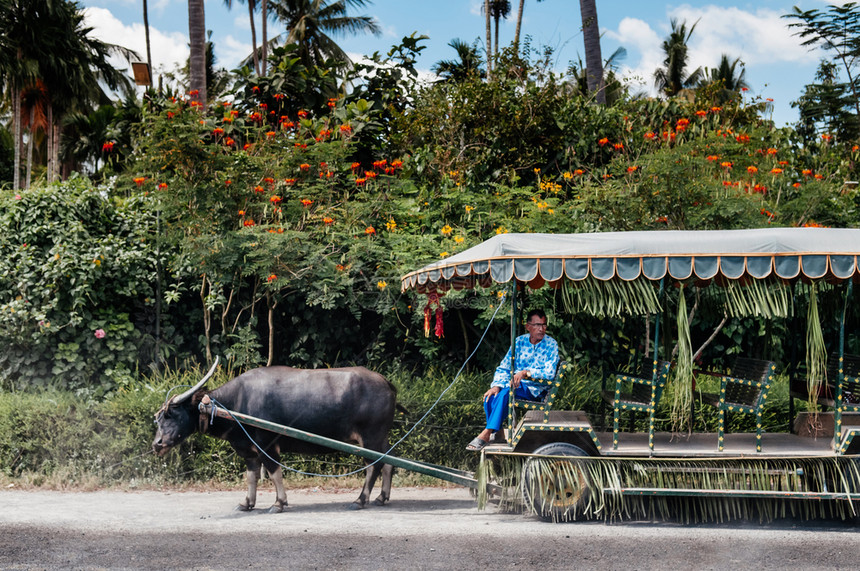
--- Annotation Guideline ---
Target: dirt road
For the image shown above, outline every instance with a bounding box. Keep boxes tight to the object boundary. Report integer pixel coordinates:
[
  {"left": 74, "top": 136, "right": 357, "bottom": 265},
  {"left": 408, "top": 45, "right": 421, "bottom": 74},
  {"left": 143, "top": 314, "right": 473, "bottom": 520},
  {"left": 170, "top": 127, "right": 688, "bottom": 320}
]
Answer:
[{"left": 1, "top": 486, "right": 858, "bottom": 570}]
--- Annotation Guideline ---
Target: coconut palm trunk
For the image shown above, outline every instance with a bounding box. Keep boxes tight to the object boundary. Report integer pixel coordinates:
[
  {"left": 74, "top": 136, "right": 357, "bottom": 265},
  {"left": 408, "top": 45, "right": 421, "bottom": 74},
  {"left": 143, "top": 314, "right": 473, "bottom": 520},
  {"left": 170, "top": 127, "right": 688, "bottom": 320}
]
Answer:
[
  {"left": 188, "top": 0, "right": 207, "bottom": 103},
  {"left": 580, "top": 0, "right": 605, "bottom": 104},
  {"left": 143, "top": 0, "right": 153, "bottom": 87},
  {"left": 485, "top": 0, "right": 492, "bottom": 79},
  {"left": 249, "top": 0, "right": 260, "bottom": 74},
  {"left": 513, "top": 0, "right": 524, "bottom": 54},
  {"left": 12, "top": 81, "right": 21, "bottom": 190},
  {"left": 261, "top": 0, "right": 268, "bottom": 74}
]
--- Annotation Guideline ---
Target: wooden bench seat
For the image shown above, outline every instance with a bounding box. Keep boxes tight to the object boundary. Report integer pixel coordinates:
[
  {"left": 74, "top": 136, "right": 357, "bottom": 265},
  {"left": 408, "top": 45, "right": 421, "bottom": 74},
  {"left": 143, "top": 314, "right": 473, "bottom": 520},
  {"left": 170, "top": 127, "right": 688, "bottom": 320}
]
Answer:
[
  {"left": 698, "top": 357, "right": 776, "bottom": 452},
  {"left": 789, "top": 353, "right": 860, "bottom": 409},
  {"left": 602, "top": 359, "right": 672, "bottom": 452}
]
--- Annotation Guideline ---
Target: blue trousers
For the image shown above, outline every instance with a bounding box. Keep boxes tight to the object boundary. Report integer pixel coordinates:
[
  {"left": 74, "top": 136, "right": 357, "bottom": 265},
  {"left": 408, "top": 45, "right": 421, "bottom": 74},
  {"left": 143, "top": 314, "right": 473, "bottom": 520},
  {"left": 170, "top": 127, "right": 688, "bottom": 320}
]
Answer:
[{"left": 484, "top": 385, "right": 535, "bottom": 431}]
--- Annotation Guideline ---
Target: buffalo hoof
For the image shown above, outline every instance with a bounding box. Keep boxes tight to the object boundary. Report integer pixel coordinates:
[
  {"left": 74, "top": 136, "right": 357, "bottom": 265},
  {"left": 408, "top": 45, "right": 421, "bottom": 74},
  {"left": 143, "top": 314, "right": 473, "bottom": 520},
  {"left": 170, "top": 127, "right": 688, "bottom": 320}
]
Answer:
[
  {"left": 373, "top": 497, "right": 388, "bottom": 507},
  {"left": 235, "top": 504, "right": 254, "bottom": 512},
  {"left": 348, "top": 501, "right": 365, "bottom": 510},
  {"left": 267, "top": 501, "right": 287, "bottom": 514}
]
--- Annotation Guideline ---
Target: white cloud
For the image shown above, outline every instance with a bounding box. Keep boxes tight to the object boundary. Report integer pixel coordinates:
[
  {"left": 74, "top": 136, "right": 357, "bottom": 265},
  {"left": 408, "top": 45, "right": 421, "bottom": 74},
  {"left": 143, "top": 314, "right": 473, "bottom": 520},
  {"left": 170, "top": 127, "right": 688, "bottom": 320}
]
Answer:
[
  {"left": 670, "top": 5, "right": 817, "bottom": 69},
  {"left": 218, "top": 35, "right": 253, "bottom": 70},
  {"left": 605, "top": 17, "right": 663, "bottom": 95},
  {"left": 83, "top": 6, "right": 188, "bottom": 80}
]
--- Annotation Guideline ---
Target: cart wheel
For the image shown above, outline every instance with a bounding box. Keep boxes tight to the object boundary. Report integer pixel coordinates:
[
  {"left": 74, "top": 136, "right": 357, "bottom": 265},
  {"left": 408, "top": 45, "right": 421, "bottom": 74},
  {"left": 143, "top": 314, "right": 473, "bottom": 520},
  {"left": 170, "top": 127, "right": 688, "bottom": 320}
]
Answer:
[{"left": 522, "top": 442, "right": 591, "bottom": 522}]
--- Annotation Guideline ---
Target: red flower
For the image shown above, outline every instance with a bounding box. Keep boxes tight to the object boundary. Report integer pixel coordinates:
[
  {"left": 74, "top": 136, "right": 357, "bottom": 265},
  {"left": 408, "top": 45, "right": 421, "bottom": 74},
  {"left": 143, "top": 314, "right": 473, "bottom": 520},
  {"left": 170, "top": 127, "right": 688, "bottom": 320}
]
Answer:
[
  {"left": 102, "top": 141, "right": 115, "bottom": 152},
  {"left": 339, "top": 124, "right": 352, "bottom": 134},
  {"left": 297, "top": 110, "right": 308, "bottom": 118},
  {"left": 243, "top": 219, "right": 256, "bottom": 227},
  {"left": 267, "top": 274, "right": 277, "bottom": 282},
  {"left": 263, "top": 177, "right": 275, "bottom": 185},
  {"left": 270, "top": 195, "right": 282, "bottom": 204},
  {"left": 133, "top": 177, "right": 146, "bottom": 186},
  {"left": 299, "top": 163, "right": 310, "bottom": 171},
  {"left": 598, "top": 137, "right": 609, "bottom": 146},
  {"left": 158, "top": 182, "right": 168, "bottom": 190},
  {"left": 365, "top": 226, "right": 376, "bottom": 235},
  {"left": 323, "top": 216, "right": 334, "bottom": 225},
  {"left": 327, "top": 98, "right": 337, "bottom": 108},
  {"left": 285, "top": 178, "right": 297, "bottom": 186},
  {"left": 213, "top": 128, "right": 224, "bottom": 136},
  {"left": 300, "top": 198, "right": 313, "bottom": 207}
]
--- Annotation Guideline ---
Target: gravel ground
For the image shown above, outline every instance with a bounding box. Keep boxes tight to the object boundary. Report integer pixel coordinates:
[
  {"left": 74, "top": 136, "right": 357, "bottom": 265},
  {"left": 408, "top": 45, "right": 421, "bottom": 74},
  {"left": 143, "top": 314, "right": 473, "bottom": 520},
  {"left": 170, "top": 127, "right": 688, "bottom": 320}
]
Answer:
[{"left": 0, "top": 486, "right": 858, "bottom": 570}]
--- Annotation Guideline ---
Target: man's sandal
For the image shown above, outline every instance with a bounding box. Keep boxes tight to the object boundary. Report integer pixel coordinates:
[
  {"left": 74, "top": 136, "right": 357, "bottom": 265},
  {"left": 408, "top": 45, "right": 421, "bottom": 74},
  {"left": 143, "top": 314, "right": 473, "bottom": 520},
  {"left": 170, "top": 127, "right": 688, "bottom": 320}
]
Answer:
[{"left": 465, "top": 437, "right": 488, "bottom": 451}]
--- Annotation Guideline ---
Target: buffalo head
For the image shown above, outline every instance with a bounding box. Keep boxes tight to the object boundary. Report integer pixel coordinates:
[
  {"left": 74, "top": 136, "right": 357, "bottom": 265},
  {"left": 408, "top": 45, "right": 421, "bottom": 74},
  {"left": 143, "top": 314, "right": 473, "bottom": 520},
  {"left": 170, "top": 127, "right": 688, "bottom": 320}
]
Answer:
[{"left": 152, "top": 358, "right": 219, "bottom": 456}]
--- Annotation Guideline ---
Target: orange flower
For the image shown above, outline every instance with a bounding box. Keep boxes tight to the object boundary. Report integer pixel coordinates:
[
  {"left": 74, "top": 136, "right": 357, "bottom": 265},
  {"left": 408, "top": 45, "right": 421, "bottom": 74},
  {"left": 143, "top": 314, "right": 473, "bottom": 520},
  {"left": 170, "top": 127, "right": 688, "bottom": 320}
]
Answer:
[
  {"left": 613, "top": 142, "right": 624, "bottom": 150},
  {"left": 355, "top": 178, "right": 366, "bottom": 186},
  {"left": 626, "top": 166, "right": 638, "bottom": 173},
  {"left": 243, "top": 219, "right": 255, "bottom": 227},
  {"left": 300, "top": 163, "right": 310, "bottom": 171},
  {"left": 285, "top": 178, "right": 297, "bottom": 185},
  {"left": 364, "top": 226, "right": 376, "bottom": 235},
  {"left": 821, "top": 134, "right": 832, "bottom": 142},
  {"left": 706, "top": 155, "right": 720, "bottom": 162},
  {"left": 327, "top": 98, "right": 337, "bottom": 108},
  {"left": 323, "top": 216, "right": 334, "bottom": 225},
  {"left": 598, "top": 137, "right": 609, "bottom": 146},
  {"left": 238, "top": 210, "right": 245, "bottom": 216},
  {"left": 695, "top": 110, "right": 707, "bottom": 117},
  {"left": 391, "top": 159, "right": 403, "bottom": 169},
  {"left": 266, "top": 274, "right": 277, "bottom": 282},
  {"left": 747, "top": 166, "right": 758, "bottom": 174},
  {"left": 340, "top": 124, "right": 353, "bottom": 134},
  {"left": 225, "top": 137, "right": 235, "bottom": 146},
  {"left": 133, "top": 177, "right": 146, "bottom": 186},
  {"left": 266, "top": 131, "right": 276, "bottom": 138},
  {"left": 766, "top": 148, "right": 778, "bottom": 155},
  {"left": 644, "top": 132, "right": 656, "bottom": 140},
  {"left": 158, "top": 182, "right": 168, "bottom": 190},
  {"left": 102, "top": 141, "right": 115, "bottom": 152},
  {"left": 270, "top": 195, "right": 282, "bottom": 204},
  {"left": 297, "top": 110, "right": 308, "bottom": 118},
  {"left": 300, "top": 198, "right": 313, "bottom": 207},
  {"left": 254, "top": 186, "right": 265, "bottom": 193},
  {"left": 814, "top": 173, "right": 824, "bottom": 179},
  {"left": 802, "top": 169, "right": 813, "bottom": 176},
  {"left": 710, "top": 106, "right": 722, "bottom": 113},
  {"left": 770, "top": 168, "right": 783, "bottom": 175},
  {"left": 212, "top": 127, "right": 224, "bottom": 136},
  {"left": 720, "top": 161, "right": 733, "bottom": 169},
  {"left": 263, "top": 177, "right": 274, "bottom": 185},
  {"left": 336, "top": 264, "right": 345, "bottom": 272},
  {"left": 735, "top": 134, "right": 750, "bottom": 143},
  {"left": 574, "top": 169, "right": 584, "bottom": 176}
]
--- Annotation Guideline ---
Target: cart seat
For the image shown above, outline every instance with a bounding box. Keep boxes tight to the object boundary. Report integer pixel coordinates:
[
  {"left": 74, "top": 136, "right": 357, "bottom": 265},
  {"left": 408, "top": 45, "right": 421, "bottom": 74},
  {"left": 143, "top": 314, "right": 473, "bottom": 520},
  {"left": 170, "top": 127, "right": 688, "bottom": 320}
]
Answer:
[
  {"left": 699, "top": 357, "right": 776, "bottom": 452},
  {"left": 512, "top": 361, "right": 569, "bottom": 425},
  {"left": 789, "top": 353, "right": 860, "bottom": 409},
  {"left": 604, "top": 359, "right": 672, "bottom": 451}
]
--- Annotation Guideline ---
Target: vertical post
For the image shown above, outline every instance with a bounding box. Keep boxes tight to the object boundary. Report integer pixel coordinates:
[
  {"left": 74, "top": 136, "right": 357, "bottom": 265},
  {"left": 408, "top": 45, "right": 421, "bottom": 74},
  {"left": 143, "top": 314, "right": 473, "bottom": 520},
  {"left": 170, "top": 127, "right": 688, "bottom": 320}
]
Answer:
[
  {"left": 507, "top": 280, "right": 518, "bottom": 439},
  {"left": 835, "top": 280, "right": 853, "bottom": 448},
  {"left": 649, "top": 278, "right": 664, "bottom": 455}
]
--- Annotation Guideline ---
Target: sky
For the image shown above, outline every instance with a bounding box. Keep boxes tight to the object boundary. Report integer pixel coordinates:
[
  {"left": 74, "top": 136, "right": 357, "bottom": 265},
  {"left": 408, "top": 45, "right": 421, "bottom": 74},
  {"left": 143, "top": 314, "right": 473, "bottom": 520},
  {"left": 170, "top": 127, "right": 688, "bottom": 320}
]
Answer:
[{"left": 77, "top": 0, "right": 848, "bottom": 127}]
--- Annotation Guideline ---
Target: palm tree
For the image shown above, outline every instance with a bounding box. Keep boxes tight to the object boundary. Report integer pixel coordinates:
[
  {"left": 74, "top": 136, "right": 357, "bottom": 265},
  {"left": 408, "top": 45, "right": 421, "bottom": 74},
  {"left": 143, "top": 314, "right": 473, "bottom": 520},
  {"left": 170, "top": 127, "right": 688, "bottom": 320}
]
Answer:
[
  {"left": 513, "top": 0, "right": 525, "bottom": 54},
  {"left": 580, "top": 0, "right": 605, "bottom": 104},
  {"left": 700, "top": 54, "right": 748, "bottom": 91},
  {"left": 224, "top": 0, "right": 261, "bottom": 75},
  {"left": 432, "top": 39, "right": 486, "bottom": 83},
  {"left": 653, "top": 18, "right": 703, "bottom": 98},
  {"left": 0, "top": 0, "right": 135, "bottom": 186},
  {"left": 487, "top": 0, "right": 511, "bottom": 60},
  {"left": 484, "top": 0, "right": 492, "bottom": 78},
  {"left": 143, "top": 0, "right": 153, "bottom": 87},
  {"left": 269, "top": 0, "right": 380, "bottom": 68},
  {"left": 188, "top": 0, "right": 207, "bottom": 103}
]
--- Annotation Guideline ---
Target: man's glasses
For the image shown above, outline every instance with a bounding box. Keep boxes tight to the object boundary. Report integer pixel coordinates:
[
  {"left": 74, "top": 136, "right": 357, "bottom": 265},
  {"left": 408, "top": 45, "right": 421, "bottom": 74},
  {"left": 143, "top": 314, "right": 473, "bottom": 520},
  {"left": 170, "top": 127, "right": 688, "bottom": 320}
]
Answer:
[{"left": 527, "top": 322, "right": 547, "bottom": 329}]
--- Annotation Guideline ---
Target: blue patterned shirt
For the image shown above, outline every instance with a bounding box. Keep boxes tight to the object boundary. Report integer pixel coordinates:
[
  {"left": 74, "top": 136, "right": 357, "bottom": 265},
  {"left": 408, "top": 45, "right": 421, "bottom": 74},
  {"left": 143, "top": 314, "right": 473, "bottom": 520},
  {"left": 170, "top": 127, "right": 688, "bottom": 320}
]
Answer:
[{"left": 491, "top": 334, "right": 559, "bottom": 398}]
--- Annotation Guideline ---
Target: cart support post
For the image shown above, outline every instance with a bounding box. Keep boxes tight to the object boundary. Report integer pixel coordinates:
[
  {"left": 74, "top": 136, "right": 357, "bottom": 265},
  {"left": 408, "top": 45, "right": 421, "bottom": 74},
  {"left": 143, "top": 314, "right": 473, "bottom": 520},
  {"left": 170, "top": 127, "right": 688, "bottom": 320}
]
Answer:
[{"left": 835, "top": 280, "right": 854, "bottom": 448}]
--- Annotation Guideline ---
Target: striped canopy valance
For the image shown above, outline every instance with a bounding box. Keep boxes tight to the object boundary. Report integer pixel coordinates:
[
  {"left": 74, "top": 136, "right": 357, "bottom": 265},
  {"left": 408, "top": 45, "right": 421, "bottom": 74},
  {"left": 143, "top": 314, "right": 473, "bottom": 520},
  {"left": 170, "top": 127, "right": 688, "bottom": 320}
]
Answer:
[{"left": 401, "top": 228, "right": 860, "bottom": 293}]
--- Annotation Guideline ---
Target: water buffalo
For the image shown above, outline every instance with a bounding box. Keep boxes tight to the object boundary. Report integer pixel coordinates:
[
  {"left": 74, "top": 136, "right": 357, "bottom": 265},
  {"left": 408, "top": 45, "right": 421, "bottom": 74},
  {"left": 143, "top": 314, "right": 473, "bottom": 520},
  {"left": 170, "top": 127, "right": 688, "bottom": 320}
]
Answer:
[{"left": 153, "top": 359, "right": 398, "bottom": 512}]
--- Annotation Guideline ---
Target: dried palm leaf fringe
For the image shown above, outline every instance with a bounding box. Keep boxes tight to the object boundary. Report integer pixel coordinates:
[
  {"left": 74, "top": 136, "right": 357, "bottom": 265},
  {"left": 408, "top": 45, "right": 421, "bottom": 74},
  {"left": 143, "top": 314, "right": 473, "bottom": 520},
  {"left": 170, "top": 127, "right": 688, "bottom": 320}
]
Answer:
[{"left": 482, "top": 453, "right": 860, "bottom": 523}]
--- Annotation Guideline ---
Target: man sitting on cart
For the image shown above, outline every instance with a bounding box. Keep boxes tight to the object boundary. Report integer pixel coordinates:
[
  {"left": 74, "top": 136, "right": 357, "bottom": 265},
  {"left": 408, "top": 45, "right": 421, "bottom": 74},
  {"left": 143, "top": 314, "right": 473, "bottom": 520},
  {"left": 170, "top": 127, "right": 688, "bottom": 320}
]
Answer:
[{"left": 467, "top": 309, "right": 559, "bottom": 451}]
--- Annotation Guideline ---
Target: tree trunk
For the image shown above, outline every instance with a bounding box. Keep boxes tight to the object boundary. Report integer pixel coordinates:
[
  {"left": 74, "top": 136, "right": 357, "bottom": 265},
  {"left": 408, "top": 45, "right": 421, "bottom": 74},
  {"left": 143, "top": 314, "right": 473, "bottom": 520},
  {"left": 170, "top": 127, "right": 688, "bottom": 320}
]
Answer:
[
  {"left": 261, "top": 0, "right": 268, "bottom": 75},
  {"left": 25, "top": 106, "right": 34, "bottom": 189},
  {"left": 579, "top": 0, "right": 605, "bottom": 104},
  {"left": 494, "top": 15, "right": 500, "bottom": 59},
  {"left": 188, "top": 0, "right": 208, "bottom": 103},
  {"left": 248, "top": 0, "right": 260, "bottom": 75},
  {"left": 143, "top": 0, "right": 154, "bottom": 87},
  {"left": 513, "top": 0, "right": 525, "bottom": 55},
  {"left": 46, "top": 103, "right": 54, "bottom": 183},
  {"left": 485, "top": 0, "right": 492, "bottom": 79},
  {"left": 12, "top": 82, "right": 21, "bottom": 190}
]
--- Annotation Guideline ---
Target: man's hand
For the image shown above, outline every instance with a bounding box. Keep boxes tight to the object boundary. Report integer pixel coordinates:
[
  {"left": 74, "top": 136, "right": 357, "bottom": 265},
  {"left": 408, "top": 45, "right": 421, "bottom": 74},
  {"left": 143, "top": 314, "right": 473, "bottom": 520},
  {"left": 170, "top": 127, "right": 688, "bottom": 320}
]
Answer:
[
  {"left": 511, "top": 370, "right": 529, "bottom": 389},
  {"left": 483, "top": 386, "right": 501, "bottom": 402}
]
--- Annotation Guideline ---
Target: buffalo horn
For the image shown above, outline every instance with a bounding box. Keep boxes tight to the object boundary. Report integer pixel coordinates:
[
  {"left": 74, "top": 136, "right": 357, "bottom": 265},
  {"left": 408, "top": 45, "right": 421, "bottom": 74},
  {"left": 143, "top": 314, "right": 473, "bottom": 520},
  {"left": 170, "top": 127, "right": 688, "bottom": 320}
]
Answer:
[{"left": 172, "top": 356, "right": 220, "bottom": 404}]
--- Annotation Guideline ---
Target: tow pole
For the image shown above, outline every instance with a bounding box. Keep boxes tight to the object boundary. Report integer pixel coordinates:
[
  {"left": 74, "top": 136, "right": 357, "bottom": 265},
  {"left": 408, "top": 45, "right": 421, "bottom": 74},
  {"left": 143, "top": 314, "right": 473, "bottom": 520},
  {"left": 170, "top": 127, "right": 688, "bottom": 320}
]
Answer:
[{"left": 198, "top": 402, "right": 494, "bottom": 493}]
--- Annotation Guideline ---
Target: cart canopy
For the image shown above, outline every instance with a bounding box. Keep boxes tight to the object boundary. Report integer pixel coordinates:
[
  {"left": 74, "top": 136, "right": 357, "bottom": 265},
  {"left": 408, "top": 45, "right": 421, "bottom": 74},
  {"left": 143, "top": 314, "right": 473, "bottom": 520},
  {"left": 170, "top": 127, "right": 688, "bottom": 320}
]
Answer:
[{"left": 401, "top": 228, "right": 860, "bottom": 293}]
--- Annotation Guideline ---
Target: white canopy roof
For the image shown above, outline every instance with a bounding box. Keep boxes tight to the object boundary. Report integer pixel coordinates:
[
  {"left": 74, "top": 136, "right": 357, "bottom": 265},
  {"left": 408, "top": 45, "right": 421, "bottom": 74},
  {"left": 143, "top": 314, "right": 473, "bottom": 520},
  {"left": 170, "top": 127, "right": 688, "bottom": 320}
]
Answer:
[{"left": 401, "top": 228, "right": 860, "bottom": 292}]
